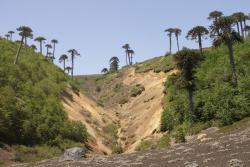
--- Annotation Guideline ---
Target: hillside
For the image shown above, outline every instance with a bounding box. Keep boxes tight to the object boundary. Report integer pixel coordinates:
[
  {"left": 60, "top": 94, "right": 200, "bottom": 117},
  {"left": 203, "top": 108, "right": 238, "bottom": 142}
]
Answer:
[
  {"left": 16, "top": 36, "right": 250, "bottom": 167},
  {"left": 69, "top": 37, "right": 250, "bottom": 154},
  {"left": 0, "top": 39, "right": 87, "bottom": 165}
]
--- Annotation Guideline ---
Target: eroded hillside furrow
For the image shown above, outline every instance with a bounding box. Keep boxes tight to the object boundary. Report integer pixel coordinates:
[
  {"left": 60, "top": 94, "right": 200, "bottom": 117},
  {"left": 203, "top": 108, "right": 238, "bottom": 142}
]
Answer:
[{"left": 63, "top": 68, "right": 176, "bottom": 154}]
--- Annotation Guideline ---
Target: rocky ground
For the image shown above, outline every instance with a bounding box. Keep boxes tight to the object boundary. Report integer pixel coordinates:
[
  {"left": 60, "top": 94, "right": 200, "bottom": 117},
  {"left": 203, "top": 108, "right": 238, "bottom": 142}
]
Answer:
[{"left": 13, "top": 120, "right": 250, "bottom": 167}]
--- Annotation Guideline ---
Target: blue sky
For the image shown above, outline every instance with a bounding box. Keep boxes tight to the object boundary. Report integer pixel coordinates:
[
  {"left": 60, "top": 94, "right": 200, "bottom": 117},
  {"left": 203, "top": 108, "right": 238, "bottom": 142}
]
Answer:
[{"left": 1, "top": 0, "right": 249, "bottom": 75}]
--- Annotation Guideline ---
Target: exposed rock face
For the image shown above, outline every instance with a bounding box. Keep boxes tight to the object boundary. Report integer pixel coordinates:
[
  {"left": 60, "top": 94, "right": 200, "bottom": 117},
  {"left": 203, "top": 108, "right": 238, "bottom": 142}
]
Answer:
[{"left": 60, "top": 147, "right": 86, "bottom": 161}]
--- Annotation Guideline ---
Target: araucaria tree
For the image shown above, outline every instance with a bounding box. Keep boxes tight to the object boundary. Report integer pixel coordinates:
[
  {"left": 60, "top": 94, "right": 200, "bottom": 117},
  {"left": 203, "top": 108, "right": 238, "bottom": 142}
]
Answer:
[
  {"left": 186, "top": 26, "right": 209, "bottom": 54},
  {"left": 14, "top": 26, "right": 33, "bottom": 64},
  {"left": 5, "top": 34, "right": 10, "bottom": 40},
  {"left": 174, "top": 28, "right": 182, "bottom": 51},
  {"left": 127, "top": 49, "right": 135, "bottom": 65},
  {"left": 65, "top": 66, "right": 72, "bottom": 75},
  {"left": 173, "top": 49, "right": 201, "bottom": 121},
  {"left": 45, "top": 44, "right": 52, "bottom": 57},
  {"left": 109, "top": 56, "right": 119, "bottom": 72},
  {"left": 165, "top": 28, "right": 175, "bottom": 54},
  {"left": 122, "top": 44, "right": 130, "bottom": 65},
  {"left": 68, "top": 49, "right": 80, "bottom": 79},
  {"left": 59, "top": 54, "right": 68, "bottom": 71},
  {"left": 212, "top": 16, "right": 238, "bottom": 86},
  {"left": 208, "top": 10, "right": 223, "bottom": 35},
  {"left": 101, "top": 68, "right": 108, "bottom": 74},
  {"left": 51, "top": 39, "right": 58, "bottom": 60},
  {"left": 34, "top": 36, "right": 46, "bottom": 54},
  {"left": 8, "top": 31, "right": 15, "bottom": 41}
]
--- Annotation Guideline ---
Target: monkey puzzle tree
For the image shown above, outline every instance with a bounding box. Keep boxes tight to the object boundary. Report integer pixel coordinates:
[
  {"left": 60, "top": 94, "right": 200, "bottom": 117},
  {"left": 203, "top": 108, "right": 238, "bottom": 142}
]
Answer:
[
  {"left": 109, "top": 56, "right": 119, "bottom": 72},
  {"left": 101, "top": 68, "right": 108, "bottom": 74},
  {"left": 208, "top": 10, "right": 223, "bottom": 35},
  {"left": 173, "top": 49, "right": 202, "bottom": 121},
  {"left": 8, "top": 31, "right": 15, "bottom": 41},
  {"left": 14, "top": 26, "right": 33, "bottom": 64},
  {"left": 45, "top": 44, "right": 52, "bottom": 57},
  {"left": 59, "top": 54, "right": 68, "bottom": 71},
  {"left": 5, "top": 34, "right": 10, "bottom": 40},
  {"left": 127, "top": 49, "right": 135, "bottom": 65},
  {"left": 68, "top": 49, "right": 80, "bottom": 79},
  {"left": 30, "top": 44, "right": 37, "bottom": 51},
  {"left": 122, "top": 44, "right": 130, "bottom": 65},
  {"left": 164, "top": 28, "right": 175, "bottom": 54},
  {"left": 186, "top": 26, "right": 209, "bottom": 54},
  {"left": 174, "top": 28, "right": 182, "bottom": 51},
  {"left": 51, "top": 39, "right": 58, "bottom": 59},
  {"left": 34, "top": 36, "right": 46, "bottom": 54},
  {"left": 212, "top": 16, "right": 238, "bottom": 86},
  {"left": 65, "top": 66, "right": 72, "bottom": 75}
]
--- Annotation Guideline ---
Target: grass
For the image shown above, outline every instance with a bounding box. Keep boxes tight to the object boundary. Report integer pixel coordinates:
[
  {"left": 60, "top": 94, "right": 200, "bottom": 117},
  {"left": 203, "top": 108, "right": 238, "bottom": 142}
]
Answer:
[
  {"left": 130, "top": 84, "right": 145, "bottom": 97},
  {"left": 219, "top": 116, "right": 250, "bottom": 133},
  {"left": 135, "top": 55, "right": 173, "bottom": 73},
  {"left": 13, "top": 145, "right": 62, "bottom": 163}
]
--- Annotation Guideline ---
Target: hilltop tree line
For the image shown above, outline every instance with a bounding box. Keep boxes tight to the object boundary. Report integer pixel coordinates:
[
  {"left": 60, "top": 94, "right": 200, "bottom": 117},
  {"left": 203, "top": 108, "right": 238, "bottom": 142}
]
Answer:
[
  {"left": 2, "top": 27, "right": 80, "bottom": 79},
  {"left": 161, "top": 11, "right": 250, "bottom": 133}
]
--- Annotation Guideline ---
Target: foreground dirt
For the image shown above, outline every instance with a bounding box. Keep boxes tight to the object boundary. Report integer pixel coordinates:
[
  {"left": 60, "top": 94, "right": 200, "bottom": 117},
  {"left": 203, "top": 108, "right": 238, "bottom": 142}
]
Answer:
[{"left": 15, "top": 121, "right": 250, "bottom": 167}]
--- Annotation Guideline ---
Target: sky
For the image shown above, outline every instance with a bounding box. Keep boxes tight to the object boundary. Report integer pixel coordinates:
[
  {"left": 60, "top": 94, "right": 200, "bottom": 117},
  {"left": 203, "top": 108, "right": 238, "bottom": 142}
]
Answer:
[{"left": 1, "top": 0, "right": 250, "bottom": 75}]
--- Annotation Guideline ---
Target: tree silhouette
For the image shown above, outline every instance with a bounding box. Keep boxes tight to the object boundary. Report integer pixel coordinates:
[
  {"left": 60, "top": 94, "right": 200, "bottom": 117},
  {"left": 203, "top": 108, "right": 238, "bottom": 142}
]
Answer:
[
  {"left": 232, "top": 12, "right": 245, "bottom": 38},
  {"left": 8, "top": 31, "right": 15, "bottom": 41},
  {"left": 127, "top": 49, "right": 135, "bottom": 65},
  {"left": 212, "top": 16, "right": 237, "bottom": 86},
  {"left": 109, "top": 56, "right": 119, "bottom": 72},
  {"left": 59, "top": 54, "right": 68, "bottom": 71},
  {"left": 186, "top": 26, "right": 209, "bottom": 54},
  {"left": 68, "top": 49, "right": 80, "bottom": 79},
  {"left": 45, "top": 44, "right": 52, "bottom": 57},
  {"left": 101, "top": 68, "right": 108, "bottom": 74},
  {"left": 174, "top": 28, "right": 182, "bottom": 51},
  {"left": 30, "top": 44, "right": 37, "bottom": 51},
  {"left": 51, "top": 39, "right": 58, "bottom": 60},
  {"left": 5, "top": 34, "right": 10, "bottom": 40},
  {"left": 208, "top": 11, "right": 223, "bottom": 35},
  {"left": 165, "top": 28, "right": 175, "bottom": 54},
  {"left": 122, "top": 44, "right": 130, "bottom": 65},
  {"left": 65, "top": 66, "right": 72, "bottom": 75},
  {"left": 243, "top": 14, "right": 249, "bottom": 37},
  {"left": 173, "top": 49, "right": 201, "bottom": 121},
  {"left": 14, "top": 26, "right": 33, "bottom": 64},
  {"left": 34, "top": 37, "right": 46, "bottom": 54}
]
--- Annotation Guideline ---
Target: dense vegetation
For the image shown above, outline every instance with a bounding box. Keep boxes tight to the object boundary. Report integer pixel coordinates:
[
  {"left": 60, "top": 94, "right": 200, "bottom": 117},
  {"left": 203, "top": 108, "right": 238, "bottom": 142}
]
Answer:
[
  {"left": 161, "top": 37, "right": 250, "bottom": 133},
  {"left": 0, "top": 39, "right": 87, "bottom": 149}
]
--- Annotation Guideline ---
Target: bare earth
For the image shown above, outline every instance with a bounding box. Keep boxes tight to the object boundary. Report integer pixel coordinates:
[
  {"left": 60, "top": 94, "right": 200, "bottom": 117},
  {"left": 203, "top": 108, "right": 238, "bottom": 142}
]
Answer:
[{"left": 15, "top": 121, "right": 250, "bottom": 167}]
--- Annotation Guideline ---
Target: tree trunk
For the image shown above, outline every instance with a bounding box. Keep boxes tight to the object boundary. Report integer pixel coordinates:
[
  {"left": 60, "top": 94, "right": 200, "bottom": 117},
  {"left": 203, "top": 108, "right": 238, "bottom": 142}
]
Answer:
[
  {"left": 236, "top": 22, "right": 240, "bottom": 35},
  {"left": 125, "top": 51, "right": 128, "bottom": 65},
  {"left": 243, "top": 19, "right": 247, "bottom": 37},
  {"left": 46, "top": 47, "right": 49, "bottom": 57},
  {"left": 40, "top": 41, "right": 42, "bottom": 54},
  {"left": 63, "top": 60, "right": 66, "bottom": 71},
  {"left": 198, "top": 34, "right": 203, "bottom": 55},
  {"left": 240, "top": 21, "right": 244, "bottom": 38},
  {"left": 53, "top": 43, "right": 55, "bottom": 59},
  {"left": 14, "top": 36, "right": 24, "bottom": 64},
  {"left": 226, "top": 38, "right": 237, "bottom": 86},
  {"left": 176, "top": 35, "right": 180, "bottom": 51},
  {"left": 169, "top": 34, "right": 172, "bottom": 54},
  {"left": 187, "top": 87, "right": 194, "bottom": 121},
  {"left": 71, "top": 56, "right": 74, "bottom": 80},
  {"left": 10, "top": 34, "right": 12, "bottom": 41}
]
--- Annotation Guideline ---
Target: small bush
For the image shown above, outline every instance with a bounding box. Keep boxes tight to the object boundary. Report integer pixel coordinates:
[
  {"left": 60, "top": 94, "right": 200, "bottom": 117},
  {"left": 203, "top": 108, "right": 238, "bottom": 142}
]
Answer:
[
  {"left": 173, "top": 127, "right": 186, "bottom": 143},
  {"left": 130, "top": 84, "right": 145, "bottom": 97},
  {"left": 157, "top": 135, "right": 170, "bottom": 148},
  {"left": 135, "top": 139, "right": 155, "bottom": 151}
]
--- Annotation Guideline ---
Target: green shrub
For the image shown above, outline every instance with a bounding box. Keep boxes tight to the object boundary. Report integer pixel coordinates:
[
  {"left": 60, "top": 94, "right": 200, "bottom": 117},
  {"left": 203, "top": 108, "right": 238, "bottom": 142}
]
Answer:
[
  {"left": 173, "top": 127, "right": 186, "bottom": 143},
  {"left": 130, "top": 84, "right": 145, "bottom": 97},
  {"left": 135, "top": 139, "right": 155, "bottom": 151},
  {"left": 157, "top": 135, "right": 170, "bottom": 148},
  {"left": 0, "top": 39, "right": 87, "bottom": 147}
]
